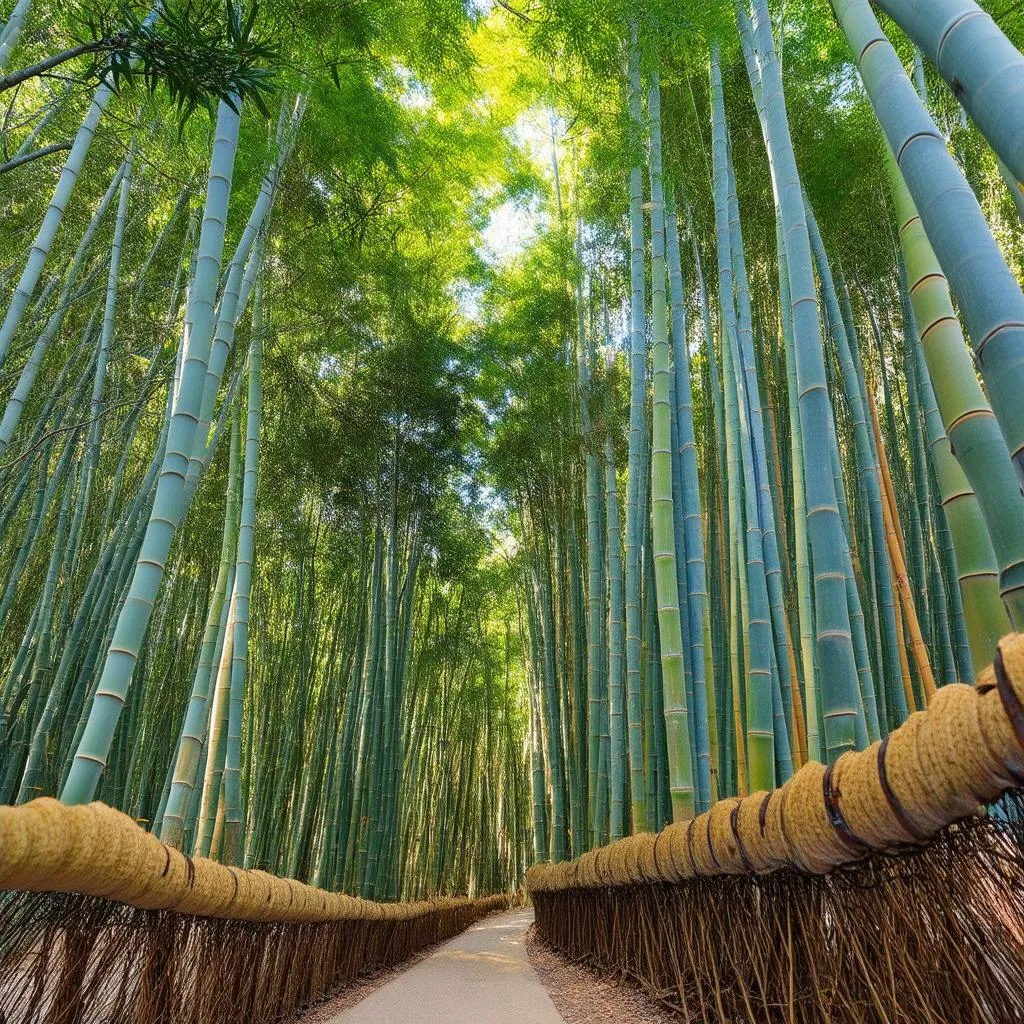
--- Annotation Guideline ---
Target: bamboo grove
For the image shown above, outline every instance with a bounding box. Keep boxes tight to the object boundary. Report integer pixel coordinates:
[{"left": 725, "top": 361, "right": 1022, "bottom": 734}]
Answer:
[
  {"left": 4, "top": 0, "right": 1024, "bottom": 912},
  {"left": 0, "top": 0, "right": 533, "bottom": 900},
  {"left": 480, "top": 0, "right": 1024, "bottom": 864}
]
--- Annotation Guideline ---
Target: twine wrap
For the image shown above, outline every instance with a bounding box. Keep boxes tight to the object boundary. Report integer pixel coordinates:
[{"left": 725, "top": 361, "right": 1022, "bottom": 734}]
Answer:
[
  {"left": 528, "top": 632, "right": 1024, "bottom": 892},
  {"left": 0, "top": 797, "right": 506, "bottom": 926}
]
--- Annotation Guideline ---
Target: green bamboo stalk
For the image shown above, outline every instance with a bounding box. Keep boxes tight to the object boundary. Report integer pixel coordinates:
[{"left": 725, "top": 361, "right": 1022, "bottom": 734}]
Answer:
[
  {"left": 804, "top": 199, "right": 895, "bottom": 742},
  {"left": 6, "top": 461, "right": 76, "bottom": 800},
  {"left": 61, "top": 99, "right": 242, "bottom": 805},
  {"left": 0, "top": 0, "right": 34, "bottom": 68},
  {"left": 196, "top": 420, "right": 242, "bottom": 858},
  {"left": 712, "top": 44, "right": 775, "bottom": 790},
  {"left": 687, "top": 201, "right": 728, "bottom": 790},
  {"left": 15, "top": 150, "right": 134, "bottom": 801},
  {"left": 876, "top": 0, "right": 1024, "bottom": 185},
  {"left": 0, "top": 161, "right": 126, "bottom": 454},
  {"left": 222, "top": 280, "right": 263, "bottom": 866},
  {"left": 565, "top": 511, "right": 587, "bottom": 856},
  {"left": 725, "top": 129, "right": 794, "bottom": 779},
  {"left": 666, "top": 199, "right": 713, "bottom": 811},
  {"left": 624, "top": 23, "right": 647, "bottom": 831},
  {"left": 997, "top": 157, "right": 1024, "bottom": 225},
  {"left": 878, "top": 136, "right": 1024, "bottom": 631},
  {"left": 0, "top": 78, "right": 116, "bottom": 365},
  {"left": 648, "top": 68, "right": 695, "bottom": 822},
  {"left": 577, "top": 271, "right": 607, "bottom": 847},
  {"left": 900, "top": 268, "right": 1009, "bottom": 677},
  {"left": 743, "top": 0, "right": 862, "bottom": 760},
  {"left": 722, "top": 317, "right": 749, "bottom": 795},
  {"left": 603, "top": 311, "right": 627, "bottom": 839},
  {"left": 186, "top": 100, "right": 302, "bottom": 495},
  {"left": 831, "top": 0, "right": 1024, "bottom": 503}
]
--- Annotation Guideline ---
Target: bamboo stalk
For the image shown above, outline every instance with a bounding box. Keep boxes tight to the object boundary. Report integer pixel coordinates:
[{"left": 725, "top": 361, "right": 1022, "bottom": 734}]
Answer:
[{"left": 868, "top": 388, "right": 936, "bottom": 703}]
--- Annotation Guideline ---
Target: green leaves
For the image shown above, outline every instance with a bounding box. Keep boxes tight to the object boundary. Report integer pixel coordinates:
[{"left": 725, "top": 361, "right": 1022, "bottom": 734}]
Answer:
[{"left": 88, "top": 0, "right": 280, "bottom": 124}]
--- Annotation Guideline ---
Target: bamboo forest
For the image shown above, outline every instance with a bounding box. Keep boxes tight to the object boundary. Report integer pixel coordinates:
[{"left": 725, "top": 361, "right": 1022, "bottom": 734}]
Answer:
[{"left": 5, "top": 0, "right": 1024, "bottom": 1021}]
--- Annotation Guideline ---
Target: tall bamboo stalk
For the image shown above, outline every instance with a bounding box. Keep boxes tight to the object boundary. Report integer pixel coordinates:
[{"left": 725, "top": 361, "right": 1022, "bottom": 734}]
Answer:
[
  {"left": 623, "top": 23, "right": 648, "bottom": 830},
  {"left": 62, "top": 100, "right": 243, "bottom": 805},
  {"left": 648, "top": 68, "right": 695, "bottom": 822},
  {"left": 742, "top": 0, "right": 862, "bottom": 760}
]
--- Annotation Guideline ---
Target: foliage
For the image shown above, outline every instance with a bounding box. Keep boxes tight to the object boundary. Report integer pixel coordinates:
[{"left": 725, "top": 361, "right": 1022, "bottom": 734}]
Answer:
[{"left": 1, "top": 0, "right": 279, "bottom": 125}]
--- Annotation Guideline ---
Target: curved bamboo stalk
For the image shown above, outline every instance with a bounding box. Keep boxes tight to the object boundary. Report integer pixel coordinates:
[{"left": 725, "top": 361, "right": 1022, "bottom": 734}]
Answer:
[
  {"left": 880, "top": 138, "right": 1024, "bottom": 631},
  {"left": 876, "top": 0, "right": 1024, "bottom": 185},
  {"left": 831, "top": 0, "right": 1024, "bottom": 498}
]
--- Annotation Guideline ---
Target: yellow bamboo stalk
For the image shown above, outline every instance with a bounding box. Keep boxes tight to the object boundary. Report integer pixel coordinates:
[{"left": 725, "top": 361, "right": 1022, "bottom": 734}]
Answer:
[
  {"left": 730, "top": 553, "right": 748, "bottom": 796},
  {"left": 783, "top": 610, "right": 807, "bottom": 767},
  {"left": 702, "top": 608, "right": 721, "bottom": 804},
  {"left": 873, "top": 393, "right": 908, "bottom": 564},
  {"left": 868, "top": 389, "right": 937, "bottom": 704},
  {"left": 891, "top": 571, "right": 918, "bottom": 714}
]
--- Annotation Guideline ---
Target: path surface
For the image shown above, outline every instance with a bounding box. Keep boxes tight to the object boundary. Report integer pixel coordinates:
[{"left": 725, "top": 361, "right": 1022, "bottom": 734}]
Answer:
[{"left": 324, "top": 908, "right": 564, "bottom": 1023}]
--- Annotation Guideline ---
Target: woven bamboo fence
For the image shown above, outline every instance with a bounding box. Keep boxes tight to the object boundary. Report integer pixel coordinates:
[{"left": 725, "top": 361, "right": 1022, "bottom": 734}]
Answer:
[
  {"left": 529, "top": 632, "right": 1024, "bottom": 1022},
  {"left": 0, "top": 798, "right": 509, "bottom": 1024}
]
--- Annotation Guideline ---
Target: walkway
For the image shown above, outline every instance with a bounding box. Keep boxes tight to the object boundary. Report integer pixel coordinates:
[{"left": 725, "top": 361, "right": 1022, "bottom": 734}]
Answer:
[{"left": 325, "top": 908, "right": 564, "bottom": 1023}]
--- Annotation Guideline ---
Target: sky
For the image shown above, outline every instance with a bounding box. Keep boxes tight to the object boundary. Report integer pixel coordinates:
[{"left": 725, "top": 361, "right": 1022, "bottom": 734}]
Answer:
[
  {"left": 479, "top": 195, "right": 545, "bottom": 263},
  {"left": 477, "top": 109, "right": 564, "bottom": 265}
]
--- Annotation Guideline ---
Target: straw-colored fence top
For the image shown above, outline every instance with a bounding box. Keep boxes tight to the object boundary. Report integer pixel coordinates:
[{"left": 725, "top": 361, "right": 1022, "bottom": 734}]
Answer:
[
  {"left": 0, "top": 797, "right": 504, "bottom": 924},
  {"left": 529, "top": 631, "right": 1024, "bottom": 893}
]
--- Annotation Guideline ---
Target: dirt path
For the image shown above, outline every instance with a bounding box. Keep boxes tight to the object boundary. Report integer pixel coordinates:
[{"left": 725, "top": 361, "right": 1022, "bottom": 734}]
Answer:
[{"left": 314, "top": 908, "right": 564, "bottom": 1023}]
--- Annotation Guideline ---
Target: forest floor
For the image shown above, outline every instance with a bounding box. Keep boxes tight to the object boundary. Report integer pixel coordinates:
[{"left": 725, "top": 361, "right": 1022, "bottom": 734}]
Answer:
[
  {"left": 525, "top": 927, "right": 678, "bottom": 1024},
  {"left": 302, "top": 907, "right": 676, "bottom": 1023}
]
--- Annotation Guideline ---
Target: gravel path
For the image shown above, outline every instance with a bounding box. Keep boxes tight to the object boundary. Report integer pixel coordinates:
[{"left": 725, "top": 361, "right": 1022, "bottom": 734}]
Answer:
[{"left": 312, "top": 908, "right": 564, "bottom": 1023}]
